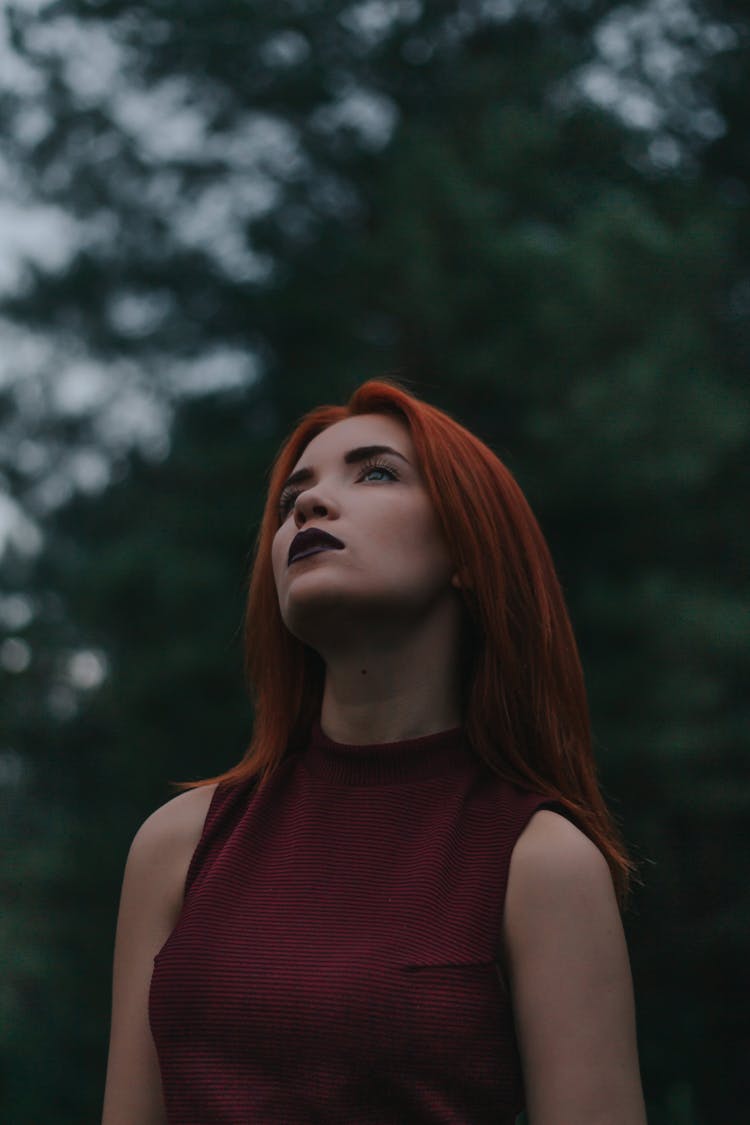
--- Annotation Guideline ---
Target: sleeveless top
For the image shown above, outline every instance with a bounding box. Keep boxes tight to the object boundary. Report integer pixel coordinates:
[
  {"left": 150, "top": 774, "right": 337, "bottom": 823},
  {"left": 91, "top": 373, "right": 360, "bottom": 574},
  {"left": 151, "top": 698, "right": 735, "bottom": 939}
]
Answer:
[{"left": 149, "top": 718, "right": 565, "bottom": 1124}]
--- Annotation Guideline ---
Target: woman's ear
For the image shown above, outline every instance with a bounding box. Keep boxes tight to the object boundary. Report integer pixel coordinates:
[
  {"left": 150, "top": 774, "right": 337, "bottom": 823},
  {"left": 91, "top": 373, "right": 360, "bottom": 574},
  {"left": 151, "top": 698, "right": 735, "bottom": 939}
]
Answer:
[{"left": 452, "top": 567, "right": 474, "bottom": 594}]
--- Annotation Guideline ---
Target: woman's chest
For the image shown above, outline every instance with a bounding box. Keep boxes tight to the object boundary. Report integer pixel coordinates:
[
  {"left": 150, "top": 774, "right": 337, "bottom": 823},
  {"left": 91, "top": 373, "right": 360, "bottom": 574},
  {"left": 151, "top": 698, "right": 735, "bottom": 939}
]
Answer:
[{"left": 152, "top": 778, "right": 517, "bottom": 1057}]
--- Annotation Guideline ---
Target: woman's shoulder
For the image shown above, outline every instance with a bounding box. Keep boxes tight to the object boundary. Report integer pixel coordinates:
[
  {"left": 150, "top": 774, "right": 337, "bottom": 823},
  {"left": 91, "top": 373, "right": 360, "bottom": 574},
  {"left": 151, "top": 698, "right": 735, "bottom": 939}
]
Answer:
[
  {"left": 501, "top": 810, "right": 645, "bottom": 1121},
  {"left": 109, "top": 785, "right": 222, "bottom": 978},
  {"left": 510, "top": 808, "right": 611, "bottom": 892},
  {"left": 504, "top": 808, "right": 616, "bottom": 950},
  {"left": 130, "top": 784, "right": 219, "bottom": 861}
]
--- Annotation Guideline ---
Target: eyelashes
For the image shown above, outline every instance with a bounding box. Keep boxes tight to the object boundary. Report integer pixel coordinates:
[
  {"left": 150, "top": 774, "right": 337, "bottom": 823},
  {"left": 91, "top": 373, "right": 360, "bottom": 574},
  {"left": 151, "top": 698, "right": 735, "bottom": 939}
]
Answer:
[{"left": 277, "top": 458, "right": 401, "bottom": 518}]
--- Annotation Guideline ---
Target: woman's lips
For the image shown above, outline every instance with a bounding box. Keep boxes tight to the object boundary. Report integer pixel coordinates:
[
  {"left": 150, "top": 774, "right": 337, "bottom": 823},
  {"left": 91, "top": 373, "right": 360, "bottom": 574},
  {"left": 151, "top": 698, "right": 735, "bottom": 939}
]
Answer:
[
  {"left": 288, "top": 528, "right": 345, "bottom": 564},
  {"left": 289, "top": 545, "right": 341, "bottom": 564}
]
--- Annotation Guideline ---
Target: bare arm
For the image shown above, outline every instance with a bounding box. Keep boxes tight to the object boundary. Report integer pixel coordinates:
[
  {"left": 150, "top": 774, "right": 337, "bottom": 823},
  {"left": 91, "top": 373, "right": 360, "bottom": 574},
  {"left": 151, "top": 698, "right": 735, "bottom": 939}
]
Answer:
[
  {"left": 502, "top": 810, "right": 647, "bottom": 1125},
  {"left": 101, "top": 785, "right": 217, "bottom": 1125}
]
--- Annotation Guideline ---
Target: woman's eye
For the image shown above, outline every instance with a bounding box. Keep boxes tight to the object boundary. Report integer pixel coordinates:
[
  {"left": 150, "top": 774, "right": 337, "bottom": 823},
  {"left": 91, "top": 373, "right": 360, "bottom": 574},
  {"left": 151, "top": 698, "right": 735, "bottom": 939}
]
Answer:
[
  {"left": 278, "top": 491, "right": 299, "bottom": 516},
  {"left": 359, "top": 461, "right": 402, "bottom": 483},
  {"left": 361, "top": 464, "right": 396, "bottom": 482},
  {"left": 277, "top": 461, "right": 399, "bottom": 519}
]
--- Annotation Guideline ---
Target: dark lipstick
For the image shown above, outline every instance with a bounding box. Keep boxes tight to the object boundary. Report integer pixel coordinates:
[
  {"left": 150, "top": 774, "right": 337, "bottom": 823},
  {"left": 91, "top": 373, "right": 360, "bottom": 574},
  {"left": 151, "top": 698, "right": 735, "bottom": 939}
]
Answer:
[{"left": 288, "top": 527, "right": 345, "bottom": 565}]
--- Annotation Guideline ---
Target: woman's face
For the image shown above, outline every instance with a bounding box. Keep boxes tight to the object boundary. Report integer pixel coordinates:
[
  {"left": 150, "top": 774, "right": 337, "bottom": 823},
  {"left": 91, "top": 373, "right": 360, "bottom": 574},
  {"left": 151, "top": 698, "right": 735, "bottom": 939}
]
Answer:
[{"left": 271, "top": 413, "right": 458, "bottom": 648}]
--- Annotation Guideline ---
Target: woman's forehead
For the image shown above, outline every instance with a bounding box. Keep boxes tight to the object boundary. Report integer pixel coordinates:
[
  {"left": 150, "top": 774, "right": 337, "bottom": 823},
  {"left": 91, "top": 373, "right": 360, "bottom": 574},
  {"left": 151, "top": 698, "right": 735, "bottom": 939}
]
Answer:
[{"left": 294, "top": 413, "right": 412, "bottom": 468}]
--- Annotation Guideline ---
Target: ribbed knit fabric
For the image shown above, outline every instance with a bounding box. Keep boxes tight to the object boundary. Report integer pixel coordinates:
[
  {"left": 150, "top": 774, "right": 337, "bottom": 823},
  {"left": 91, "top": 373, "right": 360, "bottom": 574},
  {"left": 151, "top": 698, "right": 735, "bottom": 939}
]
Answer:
[{"left": 149, "top": 718, "right": 565, "bottom": 1124}]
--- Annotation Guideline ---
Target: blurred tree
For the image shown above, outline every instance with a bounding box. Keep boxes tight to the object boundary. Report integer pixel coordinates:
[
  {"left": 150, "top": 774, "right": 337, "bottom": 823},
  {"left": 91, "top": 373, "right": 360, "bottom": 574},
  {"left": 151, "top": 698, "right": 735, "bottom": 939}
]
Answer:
[{"left": 0, "top": 0, "right": 747, "bottom": 1121}]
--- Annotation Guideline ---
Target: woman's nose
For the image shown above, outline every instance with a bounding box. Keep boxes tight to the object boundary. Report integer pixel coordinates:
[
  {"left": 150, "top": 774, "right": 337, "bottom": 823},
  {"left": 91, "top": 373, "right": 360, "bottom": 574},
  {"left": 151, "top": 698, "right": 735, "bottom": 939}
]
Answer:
[{"left": 293, "top": 489, "right": 331, "bottom": 524}]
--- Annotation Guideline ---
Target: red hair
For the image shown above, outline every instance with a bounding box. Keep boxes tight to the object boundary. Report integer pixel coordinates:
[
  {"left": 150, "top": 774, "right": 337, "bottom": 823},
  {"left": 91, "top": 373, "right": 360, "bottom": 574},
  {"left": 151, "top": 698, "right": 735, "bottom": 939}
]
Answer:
[{"left": 179, "top": 378, "right": 637, "bottom": 908}]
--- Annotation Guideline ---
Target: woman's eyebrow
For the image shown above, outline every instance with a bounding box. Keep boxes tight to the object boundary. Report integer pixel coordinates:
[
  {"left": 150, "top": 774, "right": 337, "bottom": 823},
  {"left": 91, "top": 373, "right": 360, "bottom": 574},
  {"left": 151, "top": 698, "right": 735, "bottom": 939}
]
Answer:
[{"left": 280, "top": 445, "right": 411, "bottom": 494}]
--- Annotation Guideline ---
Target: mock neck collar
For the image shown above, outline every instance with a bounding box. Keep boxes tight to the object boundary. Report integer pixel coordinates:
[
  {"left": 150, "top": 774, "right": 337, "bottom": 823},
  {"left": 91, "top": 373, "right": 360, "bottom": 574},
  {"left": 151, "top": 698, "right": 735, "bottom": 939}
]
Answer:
[{"left": 302, "top": 716, "right": 472, "bottom": 786}]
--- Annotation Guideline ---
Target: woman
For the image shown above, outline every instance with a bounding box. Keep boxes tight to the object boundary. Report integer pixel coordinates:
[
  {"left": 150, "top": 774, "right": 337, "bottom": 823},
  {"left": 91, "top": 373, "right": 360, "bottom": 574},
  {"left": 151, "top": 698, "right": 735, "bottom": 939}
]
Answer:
[{"left": 102, "top": 378, "right": 648, "bottom": 1124}]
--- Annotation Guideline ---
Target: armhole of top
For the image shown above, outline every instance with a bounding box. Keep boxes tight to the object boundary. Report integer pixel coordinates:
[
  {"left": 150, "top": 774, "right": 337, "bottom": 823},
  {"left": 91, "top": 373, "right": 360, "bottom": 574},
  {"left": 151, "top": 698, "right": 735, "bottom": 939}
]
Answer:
[
  {"left": 181, "top": 781, "right": 233, "bottom": 899},
  {"left": 182, "top": 776, "right": 259, "bottom": 899}
]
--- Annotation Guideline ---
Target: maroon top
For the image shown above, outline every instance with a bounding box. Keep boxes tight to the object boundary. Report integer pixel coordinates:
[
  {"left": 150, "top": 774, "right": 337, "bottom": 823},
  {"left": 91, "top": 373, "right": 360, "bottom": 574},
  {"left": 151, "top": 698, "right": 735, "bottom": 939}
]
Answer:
[{"left": 149, "top": 718, "right": 564, "bottom": 1124}]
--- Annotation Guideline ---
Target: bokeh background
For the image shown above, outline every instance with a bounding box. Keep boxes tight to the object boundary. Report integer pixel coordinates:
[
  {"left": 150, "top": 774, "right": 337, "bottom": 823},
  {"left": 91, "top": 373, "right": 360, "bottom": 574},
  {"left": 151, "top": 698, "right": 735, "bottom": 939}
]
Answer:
[{"left": 0, "top": 0, "right": 747, "bottom": 1121}]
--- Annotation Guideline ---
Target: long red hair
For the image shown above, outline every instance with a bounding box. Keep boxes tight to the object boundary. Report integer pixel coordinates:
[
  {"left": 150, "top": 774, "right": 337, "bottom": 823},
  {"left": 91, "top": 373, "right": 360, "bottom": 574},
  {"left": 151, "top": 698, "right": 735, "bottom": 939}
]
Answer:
[{"left": 180, "top": 378, "right": 637, "bottom": 908}]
